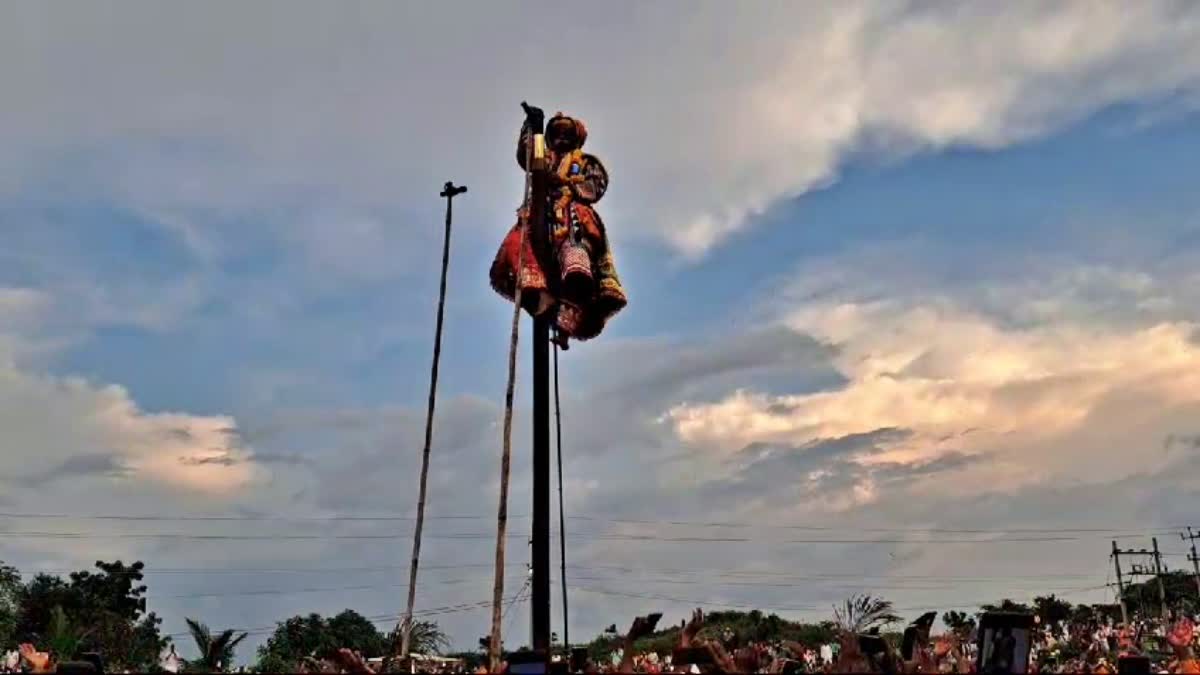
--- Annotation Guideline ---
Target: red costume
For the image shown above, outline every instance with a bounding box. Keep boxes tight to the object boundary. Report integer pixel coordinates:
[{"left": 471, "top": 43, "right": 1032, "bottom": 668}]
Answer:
[{"left": 489, "top": 113, "right": 627, "bottom": 344}]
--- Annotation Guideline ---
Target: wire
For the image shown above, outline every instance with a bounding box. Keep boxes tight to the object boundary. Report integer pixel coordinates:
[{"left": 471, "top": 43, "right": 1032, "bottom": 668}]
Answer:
[
  {"left": 553, "top": 340, "right": 570, "bottom": 650},
  {"left": 0, "top": 511, "right": 520, "bottom": 522},
  {"left": 0, "top": 511, "right": 1184, "bottom": 536},
  {"left": 13, "top": 563, "right": 526, "bottom": 575},
  {"left": 153, "top": 576, "right": 484, "bottom": 600},
  {"left": 574, "top": 582, "right": 1114, "bottom": 615},
  {"left": 163, "top": 597, "right": 517, "bottom": 639},
  {"left": 0, "top": 530, "right": 529, "bottom": 541},
  {"left": 2, "top": 529, "right": 1143, "bottom": 544}
]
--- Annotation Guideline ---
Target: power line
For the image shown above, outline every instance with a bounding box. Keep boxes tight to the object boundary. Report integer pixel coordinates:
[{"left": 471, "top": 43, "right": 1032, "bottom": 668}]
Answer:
[
  {"left": 163, "top": 597, "right": 516, "bottom": 639},
  {"left": 0, "top": 529, "right": 1141, "bottom": 544},
  {"left": 571, "top": 563, "right": 1100, "bottom": 582},
  {"left": 0, "top": 512, "right": 519, "bottom": 522},
  {"left": 6, "top": 560, "right": 1106, "bottom": 585},
  {"left": 562, "top": 574, "right": 1107, "bottom": 593},
  {"left": 14, "top": 563, "right": 526, "bottom": 575},
  {"left": 574, "top": 582, "right": 1114, "bottom": 615},
  {"left": 154, "top": 576, "right": 484, "bottom": 600},
  {"left": 571, "top": 516, "right": 1182, "bottom": 536},
  {"left": 0, "top": 511, "right": 1184, "bottom": 537}
]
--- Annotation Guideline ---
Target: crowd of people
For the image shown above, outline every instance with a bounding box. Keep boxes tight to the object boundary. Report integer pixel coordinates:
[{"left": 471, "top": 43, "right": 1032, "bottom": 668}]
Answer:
[
  {"left": 6, "top": 607, "right": 1200, "bottom": 673},
  {"left": 550, "top": 609, "right": 1200, "bottom": 674}
]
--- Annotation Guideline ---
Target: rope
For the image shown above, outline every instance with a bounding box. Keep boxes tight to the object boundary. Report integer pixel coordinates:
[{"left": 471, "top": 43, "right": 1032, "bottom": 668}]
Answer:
[{"left": 554, "top": 342, "right": 570, "bottom": 651}]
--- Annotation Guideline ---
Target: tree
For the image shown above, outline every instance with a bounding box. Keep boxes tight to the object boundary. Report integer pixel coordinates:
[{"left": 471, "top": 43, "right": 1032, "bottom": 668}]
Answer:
[
  {"left": 185, "top": 618, "right": 247, "bottom": 671},
  {"left": 1032, "top": 595, "right": 1073, "bottom": 626},
  {"left": 1123, "top": 571, "right": 1199, "bottom": 616},
  {"left": 256, "top": 613, "right": 337, "bottom": 672},
  {"left": 979, "top": 599, "right": 1033, "bottom": 615},
  {"left": 255, "top": 610, "right": 404, "bottom": 671},
  {"left": 942, "top": 611, "right": 976, "bottom": 637},
  {"left": 388, "top": 619, "right": 449, "bottom": 656},
  {"left": 43, "top": 606, "right": 91, "bottom": 661},
  {"left": 834, "top": 594, "right": 901, "bottom": 634},
  {"left": 0, "top": 562, "right": 20, "bottom": 650},
  {"left": 16, "top": 561, "right": 167, "bottom": 671}
]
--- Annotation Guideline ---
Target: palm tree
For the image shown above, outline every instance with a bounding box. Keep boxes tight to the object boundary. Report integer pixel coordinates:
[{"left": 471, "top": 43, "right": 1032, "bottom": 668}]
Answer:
[
  {"left": 833, "top": 594, "right": 901, "bottom": 634},
  {"left": 391, "top": 619, "right": 450, "bottom": 656},
  {"left": 184, "top": 618, "right": 247, "bottom": 672},
  {"left": 44, "top": 606, "right": 91, "bottom": 661}
]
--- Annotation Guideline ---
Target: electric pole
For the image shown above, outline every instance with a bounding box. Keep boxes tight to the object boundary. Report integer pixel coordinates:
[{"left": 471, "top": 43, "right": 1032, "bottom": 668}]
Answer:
[
  {"left": 401, "top": 181, "right": 466, "bottom": 659},
  {"left": 520, "top": 101, "right": 554, "bottom": 666},
  {"left": 1184, "top": 528, "right": 1200, "bottom": 602},
  {"left": 1153, "top": 537, "right": 1169, "bottom": 620},
  {"left": 1113, "top": 539, "right": 1169, "bottom": 621},
  {"left": 1112, "top": 541, "right": 1129, "bottom": 625}
]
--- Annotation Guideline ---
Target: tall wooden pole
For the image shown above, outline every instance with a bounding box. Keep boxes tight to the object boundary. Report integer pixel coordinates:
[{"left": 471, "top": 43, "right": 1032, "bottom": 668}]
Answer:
[{"left": 402, "top": 182, "right": 466, "bottom": 657}]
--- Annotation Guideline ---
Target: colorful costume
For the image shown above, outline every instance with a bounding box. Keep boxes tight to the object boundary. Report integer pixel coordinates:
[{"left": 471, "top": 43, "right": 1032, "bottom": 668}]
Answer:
[{"left": 489, "top": 113, "right": 627, "bottom": 344}]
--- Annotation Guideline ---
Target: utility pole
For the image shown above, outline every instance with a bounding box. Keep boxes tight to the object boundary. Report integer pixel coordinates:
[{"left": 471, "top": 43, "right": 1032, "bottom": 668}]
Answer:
[
  {"left": 521, "top": 101, "right": 554, "bottom": 666},
  {"left": 1153, "top": 537, "right": 1169, "bottom": 620},
  {"left": 1113, "top": 541, "right": 1129, "bottom": 625},
  {"left": 401, "top": 181, "right": 466, "bottom": 659},
  {"left": 1113, "top": 540, "right": 1170, "bottom": 622},
  {"left": 1183, "top": 528, "right": 1200, "bottom": 602}
]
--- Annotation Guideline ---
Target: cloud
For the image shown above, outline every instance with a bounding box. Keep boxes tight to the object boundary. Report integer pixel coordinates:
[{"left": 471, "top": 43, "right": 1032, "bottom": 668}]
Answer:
[
  {"left": 663, "top": 249, "right": 1200, "bottom": 506},
  {"left": 0, "top": 302, "right": 264, "bottom": 497},
  {"left": 22, "top": 453, "right": 134, "bottom": 487},
  {"left": 4, "top": 2, "right": 1200, "bottom": 261}
]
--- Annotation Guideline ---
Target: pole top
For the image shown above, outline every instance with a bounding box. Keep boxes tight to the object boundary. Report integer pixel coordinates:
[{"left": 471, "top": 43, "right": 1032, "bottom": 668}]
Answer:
[{"left": 440, "top": 182, "right": 468, "bottom": 198}]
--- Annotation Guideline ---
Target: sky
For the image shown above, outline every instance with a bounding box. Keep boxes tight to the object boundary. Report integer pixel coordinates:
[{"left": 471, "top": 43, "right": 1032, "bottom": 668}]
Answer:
[{"left": 4, "top": 0, "right": 1200, "bottom": 662}]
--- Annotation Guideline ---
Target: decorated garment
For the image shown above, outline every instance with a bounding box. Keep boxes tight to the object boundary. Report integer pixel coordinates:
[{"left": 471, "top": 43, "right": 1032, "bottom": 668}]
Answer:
[{"left": 489, "top": 113, "right": 627, "bottom": 343}]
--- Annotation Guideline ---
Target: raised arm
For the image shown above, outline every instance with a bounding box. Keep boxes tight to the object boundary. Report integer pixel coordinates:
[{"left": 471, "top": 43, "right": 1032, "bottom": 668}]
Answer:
[{"left": 516, "top": 122, "right": 532, "bottom": 170}]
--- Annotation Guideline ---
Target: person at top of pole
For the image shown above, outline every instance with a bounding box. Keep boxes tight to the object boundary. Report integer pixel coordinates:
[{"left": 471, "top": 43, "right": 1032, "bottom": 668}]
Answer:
[{"left": 490, "top": 107, "right": 627, "bottom": 348}]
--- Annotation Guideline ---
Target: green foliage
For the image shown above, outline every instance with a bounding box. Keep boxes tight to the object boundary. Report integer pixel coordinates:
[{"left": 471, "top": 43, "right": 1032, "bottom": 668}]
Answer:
[
  {"left": 979, "top": 599, "right": 1033, "bottom": 614},
  {"left": 44, "top": 606, "right": 91, "bottom": 661},
  {"left": 386, "top": 619, "right": 450, "bottom": 656},
  {"left": 1033, "top": 595, "right": 1073, "bottom": 625},
  {"left": 942, "top": 611, "right": 976, "bottom": 636},
  {"left": 833, "top": 594, "right": 901, "bottom": 633},
  {"left": 581, "top": 610, "right": 838, "bottom": 665},
  {"left": 256, "top": 613, "right": 338, "bottom": 670},
  {"left": 0, "top": 563, "right": 20, "bottom": 649},
  {"left": 255, "top": 610, "right": 437, "bottom": 670},
  {"left": 1122, "top": 571, "right": 1200, "bottom": 616},
  {"left": 184, "top": 618, "right": 247, "bottom": 672},
  {"left": 14, "top": 561, "right": 166, "bottom": 670}
]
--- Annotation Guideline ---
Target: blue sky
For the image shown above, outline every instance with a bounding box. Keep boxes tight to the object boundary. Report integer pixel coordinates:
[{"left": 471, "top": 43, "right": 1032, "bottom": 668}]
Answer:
[{"left": 4, "top": 1, "right": 1200, "bottom": 663}]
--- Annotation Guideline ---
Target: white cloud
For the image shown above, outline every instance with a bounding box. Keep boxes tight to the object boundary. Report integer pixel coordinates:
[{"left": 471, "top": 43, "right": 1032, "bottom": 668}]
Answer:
[
  {"left": 0, "top": 286, "right": 264, "bottom": 497},
  {"left": 3, "top": 2, "right": 1200, "bottom": 259},
  {"left": 663, "top": 255, "right": 1200, "bottom": 499},
  {"left": 0, "top": 365, "right": 264, "bottom": 496}
]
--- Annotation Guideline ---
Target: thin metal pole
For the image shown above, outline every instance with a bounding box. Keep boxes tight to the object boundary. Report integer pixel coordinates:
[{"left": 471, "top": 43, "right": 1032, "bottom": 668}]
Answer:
[
  {"left": 527, "top": 105, "right": 553, "bottom": 661},
  {"left": 402, "top": 181, "right": 465, "bottom": 658},
  {"left": 553, "top": 343, "right": 569, "bottom": 653}
]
